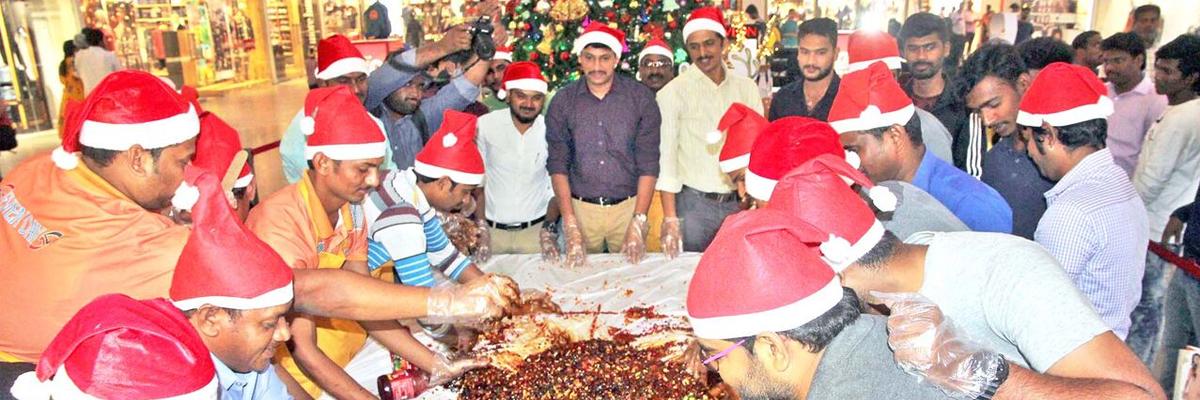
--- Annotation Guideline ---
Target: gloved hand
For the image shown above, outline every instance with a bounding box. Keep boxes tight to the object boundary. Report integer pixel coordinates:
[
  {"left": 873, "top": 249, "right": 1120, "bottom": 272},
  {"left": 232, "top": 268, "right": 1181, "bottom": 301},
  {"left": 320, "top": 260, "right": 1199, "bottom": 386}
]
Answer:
[
  {"left": 539, "top": 221, "right": 561, "bottom": 262},
  {"left": 563, "top": 215, "right": 588, "bottom": 268},
  {"left": 429, "top": 354, "right": 489, "bottom": 386},
  {"left": 622, "top": 213, "right": 649, "bottom": 264},
  {"left": 868, "top": 291, "right": 1009, "bottom": 400},
  {"left": 660, "top": 217, "right": 683, "bottom": 259},
  {"left": 474, "top": 219, "right": 492, "bottom": 263},
  {"left": 424, "top": 274, "right": 519, "bottom": 326}
]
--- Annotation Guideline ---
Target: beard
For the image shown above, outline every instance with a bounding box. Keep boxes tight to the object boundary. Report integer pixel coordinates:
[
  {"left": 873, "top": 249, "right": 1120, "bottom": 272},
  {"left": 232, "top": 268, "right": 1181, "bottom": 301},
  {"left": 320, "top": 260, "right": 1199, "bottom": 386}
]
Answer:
[
  {"left": 511, "top": 107, "right": 539, "bottom": 124},
  {"left": 385, "top": 94, "right": 419, "bottom": 115},
  {"left": 908, "top": 61, "right": 941, "bottom": 80},
  {"left": 734, "top": 361, "right": 795, "bottom": 400},
  {"left": 803, "top": 64, "right": 833, "bottom": 82}
]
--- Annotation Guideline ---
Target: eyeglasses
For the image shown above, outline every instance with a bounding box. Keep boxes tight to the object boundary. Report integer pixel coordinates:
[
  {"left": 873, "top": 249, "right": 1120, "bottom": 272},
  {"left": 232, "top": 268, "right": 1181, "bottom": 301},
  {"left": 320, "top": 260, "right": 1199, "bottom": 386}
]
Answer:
[
  {"left": 700, "top": 339, "right": 746, "bottom": 372},
  {"left": 641, "top": 61, "right": 670, "bottom": 68}
]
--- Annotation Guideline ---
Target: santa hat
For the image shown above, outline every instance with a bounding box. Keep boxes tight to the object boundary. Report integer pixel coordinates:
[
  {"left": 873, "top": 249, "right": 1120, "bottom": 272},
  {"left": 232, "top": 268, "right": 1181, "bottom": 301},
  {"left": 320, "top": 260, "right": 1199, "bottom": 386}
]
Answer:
[
  {"left": 638, "top": 37, "right": 674, "bottom": 63},
  {"left": 1018, "top": 62, "right": 1113, "bottom": 128},
  {"left": 713, "top": 103, "right": 768, "bottom": 173},
  {"left": 315, "top": 34, "right": 370, "bottom": 80},
  {"left": 497, "top": 61, "right": 547, "bottom": 100},
  {"left": 53, "top": 70, "right": 199, "bottom": 170},
  {"left": 683, "top": 7, "right": 728, "bottom": 40},
  {"left": 745, "top": 117, "right": 848, "bottom": 201},
  {"left": 414, "top": 110, "right": 484, "bottom": 185},
  {"left": 828, "top": 61, "right": 916, "bottom": 134},
  {"left": 170, "top": 169, "right": 294, "bottom": 310},
  {"left": 180, "top": 85, "right": 203, "bottom": 114},
  {"left": 687, "top": 209, "right": 843, "bottom": 339},
  {"left": 302, "top": 86, "right": 387, "bottom": 160},
  {"left": 846, "top": 30, "right": 904, "bottom": 73},
  {"left": 10, "top": 294, "right": 217, "bottom": 400},
  {"left": 193, "top": 112, "right": 254, "bottom": 193},
  {"left": 768, "top": 154, "right": 896, "bottom": 272},
  {"left": 494, "top": 43, "right": 513, "bottom": 62},
  {"left": 573, "top": 23, "right": 626, "bottom": 55}
]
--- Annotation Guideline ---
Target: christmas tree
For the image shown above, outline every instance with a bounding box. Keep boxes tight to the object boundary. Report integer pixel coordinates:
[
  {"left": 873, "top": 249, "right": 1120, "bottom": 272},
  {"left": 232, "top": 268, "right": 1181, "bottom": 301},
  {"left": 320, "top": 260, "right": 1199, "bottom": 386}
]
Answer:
[{"left": 502, "top": 0, "right": 709, "bottom": 89}]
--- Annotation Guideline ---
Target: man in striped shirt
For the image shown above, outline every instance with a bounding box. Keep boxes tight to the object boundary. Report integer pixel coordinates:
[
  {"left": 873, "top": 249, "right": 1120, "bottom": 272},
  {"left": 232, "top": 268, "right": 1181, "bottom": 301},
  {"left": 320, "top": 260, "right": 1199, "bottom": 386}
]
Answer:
[{"left": 1018, "top": 62, "right": 1148, "bottom": 339}]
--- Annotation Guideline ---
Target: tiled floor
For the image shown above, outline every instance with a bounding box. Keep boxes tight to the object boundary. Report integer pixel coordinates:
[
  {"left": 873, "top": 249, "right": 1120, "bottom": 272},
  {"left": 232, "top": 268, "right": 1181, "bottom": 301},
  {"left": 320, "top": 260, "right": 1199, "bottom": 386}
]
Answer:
[{"left": 0, "top": 78, "right": 309, "bottom": 197}]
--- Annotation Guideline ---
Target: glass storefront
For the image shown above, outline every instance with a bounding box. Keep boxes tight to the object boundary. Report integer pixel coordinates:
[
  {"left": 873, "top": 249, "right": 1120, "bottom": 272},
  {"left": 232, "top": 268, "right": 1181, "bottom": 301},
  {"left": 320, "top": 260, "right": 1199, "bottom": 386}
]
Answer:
[{"left": 0, "top": 0, "right": 52, "bottom": 132}]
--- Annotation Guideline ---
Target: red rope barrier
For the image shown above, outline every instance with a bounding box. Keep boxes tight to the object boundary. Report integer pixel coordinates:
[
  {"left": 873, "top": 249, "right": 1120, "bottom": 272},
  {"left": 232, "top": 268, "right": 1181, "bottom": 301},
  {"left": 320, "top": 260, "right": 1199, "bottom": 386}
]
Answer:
[{"left": 1148, "top": 241, "right": 1200, "bottom": 280}]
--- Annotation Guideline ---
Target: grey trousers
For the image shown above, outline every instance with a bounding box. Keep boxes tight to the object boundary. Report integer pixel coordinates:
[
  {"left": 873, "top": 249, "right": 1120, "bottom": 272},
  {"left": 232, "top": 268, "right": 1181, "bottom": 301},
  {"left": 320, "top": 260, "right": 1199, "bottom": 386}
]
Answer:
[
  {"left": 676, "top": 186, "right": 741, "bottom": 252},
  {"left": 1153, "top": 270, "right": 1200, "bottom": 394}
]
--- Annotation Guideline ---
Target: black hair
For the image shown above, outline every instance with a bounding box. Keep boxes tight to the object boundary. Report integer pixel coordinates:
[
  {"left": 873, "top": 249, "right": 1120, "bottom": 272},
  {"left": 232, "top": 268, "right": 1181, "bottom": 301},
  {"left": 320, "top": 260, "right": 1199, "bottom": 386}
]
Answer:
[
  {"left": 861, "top": 113, "right": 923, "bottom": 146},
  {"left": 182, "top": 306, "right": 242, "bottom": 321},
  {"left": 797, "top": 18, "right": 838, "bottom": 49},
  {"left": 1028, "top": 118, "right": 1107, "bottom": 152},
  {"left": 855, "top": 230, "right": 900, "bottom": 270},
  {"left": 900, "top": 12, "right": 949, "bottom": 44},
  {"left": 1155, "top": 34, "right": 1200, "bottom": 93},
  {"left": 1071, "top": 31, "right": 1100, "bottom": 50},
  {"left": 62, "top": 39, "right": 77, "bottom": 57},
  {"left": 1101, "top": 32, "right": 1146, "bottom": 71},
  {"left": 583, "top": 42, "right": 618, "bottom": 55},
  {"left": 82, "top": 28, "right": 104, "bottom": 47},
  {"left": 1018, "top": 37, "right": 1073, "bottom": 71},
  {"left": 306, "top": 159, "right": 342, "bottom": 170},
  {"left": 1133, "top": 4, "right": 1161, "bottom": 20},
  {"left": 80, "top": 145, "right": 165, "bottom": 168},
  {"left": 415, "top": 171, "right": 459, "bottom": 189},
  {"left": 745, "top": 4, "right": 759, "bottom": 19},
  {"left": 954, "top": 42, "right": 1026, "bottom": 100},
  {"left": 1008, "top": 3, "right": 1019, "bottom": 12},
  {"left": 734, "top": 287, "right": 862, "bottom": 353}
]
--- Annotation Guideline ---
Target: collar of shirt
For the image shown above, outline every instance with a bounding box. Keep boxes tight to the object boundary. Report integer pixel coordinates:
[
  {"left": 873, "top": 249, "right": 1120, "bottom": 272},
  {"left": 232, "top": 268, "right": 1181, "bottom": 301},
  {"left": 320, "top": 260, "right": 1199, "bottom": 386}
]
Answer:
[
  {"left": 1044, "top": 148, "right": 1113, "bottom": 203},
  {"left": 67, "top": 158, "right": 132, "bottom": 201},
  {"left": 681, "top": 65, "right": 733, "bottom": 89},
  {"left": 575, "top": 74, "right": 634, "bottom": 102},
  {"left": 297, "top": 172, "right": 353, "bottom": 239},
  {"left": 211, "top": 353, "right": 251, "bottom": 397},
  {"left": 912, "top": 147, "right": 940, "bottom": 188},
  {"left": 1107, "top": 74, "right": 1155, "bottom": 99},
  {"left": 398, "top": 168, "right": 431, "bottom": 211}
]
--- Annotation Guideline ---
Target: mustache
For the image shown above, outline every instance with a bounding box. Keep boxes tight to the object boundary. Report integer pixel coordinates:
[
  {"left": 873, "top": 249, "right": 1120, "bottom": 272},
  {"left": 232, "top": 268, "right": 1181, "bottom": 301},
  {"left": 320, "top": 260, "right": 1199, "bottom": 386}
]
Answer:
[{"left": 645, "top": 73, "right": 665, "bottom": 80}]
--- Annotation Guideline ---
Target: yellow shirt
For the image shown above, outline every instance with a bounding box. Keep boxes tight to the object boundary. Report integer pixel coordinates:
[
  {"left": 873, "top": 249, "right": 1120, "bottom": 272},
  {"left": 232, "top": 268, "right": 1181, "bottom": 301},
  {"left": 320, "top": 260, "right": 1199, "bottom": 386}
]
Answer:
[
  {"left": 245, "top": 173, "right": 369, "bottom": 398},
  {"left": 655, "top": 67, "right": 764, "bottom": 194}
]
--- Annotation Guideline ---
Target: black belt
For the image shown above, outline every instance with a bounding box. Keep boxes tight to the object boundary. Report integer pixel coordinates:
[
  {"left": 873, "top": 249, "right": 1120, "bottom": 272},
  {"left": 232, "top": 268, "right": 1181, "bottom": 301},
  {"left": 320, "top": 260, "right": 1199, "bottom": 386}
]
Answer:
[
  {"left": 684, "top": 186, "right": 738, "bottom": 202},
  {"left": 486, "top": 216, "right": 546, "bottom": 231},
  {"left": 572, "top": 195, "right": 632, "bottom": 206}
]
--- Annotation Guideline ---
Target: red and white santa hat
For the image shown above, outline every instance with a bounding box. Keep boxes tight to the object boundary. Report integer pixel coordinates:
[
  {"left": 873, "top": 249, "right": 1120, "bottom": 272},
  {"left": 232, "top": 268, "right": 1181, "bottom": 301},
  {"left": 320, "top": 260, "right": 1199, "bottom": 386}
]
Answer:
[
  {"left": 11, "top": 294, "right": 217, "bottom": 400},
  {"left": 846, "top": 30, "right": 904, "bottom": 73},
  {"left": 768, "top": 154, "right": 895, "bottom": 272},
  {"left": 494, "top": 43, "right": 514, "bottom": 62},
  {"left": 414, "top": 110, "right": 485, "bottom": 185},
  {"left": 194, "top": 112, "right": 253, "bottom": 191},
  {"left": 828, "top": 61, "right": 916, "bottom": 134},
  {"left": 54, "top": 70, "right": 200, "bottom": 170},
  {"left": 302, "top": 86, "right": 387, "bottom": 160},
  {"left": 497, "top": 61, "right": 547, "bottom": 100},
  {"left": 712, "top": 102, "right": 768, "bottom": 173},
  {"left": 1018, "top": 62, "right": 1113, "bottom": 128},
  {"left": 687, "top": 209, "right": 843, "bottom": 339},
  {"left": 315, "top": 34, "right": 370, "bottom": 80},
  {"left": 170, "top": 169, "right": 294, "bottom": 311},
  {"left": 683, "top": 7, "right": 727, "bottom": 40},
  {"left": 638, "top": 37, "right": 674, "bottom": 63},
  {"left": 573, "top": 23, "right": 626, "bottom": 55},
  {"left": 745, "top": 116, "right": 850, "bottom": 201}
]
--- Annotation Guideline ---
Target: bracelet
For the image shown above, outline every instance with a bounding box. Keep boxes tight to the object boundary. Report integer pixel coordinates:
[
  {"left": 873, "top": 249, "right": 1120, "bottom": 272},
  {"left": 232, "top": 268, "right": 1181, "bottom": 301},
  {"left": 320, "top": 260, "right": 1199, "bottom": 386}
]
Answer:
[{"left": 975, "top": 355, "right": 1009, "bottom": 400}]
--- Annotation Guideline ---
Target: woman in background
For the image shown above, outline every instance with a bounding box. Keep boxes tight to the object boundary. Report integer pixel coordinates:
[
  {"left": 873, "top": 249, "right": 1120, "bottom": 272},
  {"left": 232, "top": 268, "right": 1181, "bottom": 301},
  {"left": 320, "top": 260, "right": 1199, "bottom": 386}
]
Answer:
[{"left": 57, "top": 39, "right": 84, "bottom": 139}]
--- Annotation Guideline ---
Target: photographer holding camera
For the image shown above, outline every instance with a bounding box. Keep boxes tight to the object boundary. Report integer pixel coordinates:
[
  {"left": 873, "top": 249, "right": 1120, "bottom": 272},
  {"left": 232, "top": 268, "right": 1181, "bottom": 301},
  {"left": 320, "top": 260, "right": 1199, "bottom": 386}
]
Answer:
[{"left": 365, "top": 17, "right": 498, "bottom": 171}]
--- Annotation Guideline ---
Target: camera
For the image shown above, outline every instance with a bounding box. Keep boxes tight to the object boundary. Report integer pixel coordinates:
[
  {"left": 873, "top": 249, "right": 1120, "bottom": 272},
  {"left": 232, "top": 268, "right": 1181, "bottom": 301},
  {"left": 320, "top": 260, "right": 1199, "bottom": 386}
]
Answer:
[{"left": 468, "top": 15, "right": 496, "bottom": 59}]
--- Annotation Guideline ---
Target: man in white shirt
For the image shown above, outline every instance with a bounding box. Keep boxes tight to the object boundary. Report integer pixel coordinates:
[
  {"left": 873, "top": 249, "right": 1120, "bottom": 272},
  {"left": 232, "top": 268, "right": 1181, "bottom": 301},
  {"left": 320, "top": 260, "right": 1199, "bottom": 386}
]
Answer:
[
  {"left": 1102, "top": 32, "right": 1168, "bottom": 177},
  {"left": 475, "top": 61, "right": 558, "bottom": 256},
  {"left": 73, "top": 28, "right": 121, "bottom": 95},
  {"left": 1134, "top": 35, "right": 1200, "bottom": 239}
]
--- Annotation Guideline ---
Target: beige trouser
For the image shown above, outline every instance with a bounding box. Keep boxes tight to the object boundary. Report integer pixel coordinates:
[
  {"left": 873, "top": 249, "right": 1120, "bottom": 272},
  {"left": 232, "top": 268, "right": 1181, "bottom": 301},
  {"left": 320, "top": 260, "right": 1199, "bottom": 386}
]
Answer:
[
  {"left": 572, "top": 197, "right": 636, "bottom": 253},
  {"left": 489, "top": 223, "right": 543, "bottom": 254}
]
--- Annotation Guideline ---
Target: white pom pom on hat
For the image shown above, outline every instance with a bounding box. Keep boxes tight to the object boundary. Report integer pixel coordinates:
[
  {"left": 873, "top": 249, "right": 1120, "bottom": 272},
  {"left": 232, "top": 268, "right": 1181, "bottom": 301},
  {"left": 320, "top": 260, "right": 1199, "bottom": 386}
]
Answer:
[
  {"left": 171, "top": 182, "right": 200, "bottom": 212},
  {"left": 442, "top": 132, "right": 458, "bottom": 148},
  {"left": 51, "top": 146, "right": 79, "bottom": 170},
  {"left": 300, "top": 116, "right": 316, "bottom": 136},
  {"left": 818, "top": 234, "right": 853, "bottom": 265},
  {"left": 706, "top": 130, "right": 723, "bottom": 145}
]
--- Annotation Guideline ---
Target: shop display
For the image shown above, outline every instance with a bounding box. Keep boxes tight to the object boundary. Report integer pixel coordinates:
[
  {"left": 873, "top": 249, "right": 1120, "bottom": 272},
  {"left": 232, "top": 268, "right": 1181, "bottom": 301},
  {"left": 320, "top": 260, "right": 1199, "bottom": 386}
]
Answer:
[
  {"left": 0, "top": 0, "right": 52, "bottom": 132},
  {"left": 266, "top": 0, "right": 298, "bottom": 78}
]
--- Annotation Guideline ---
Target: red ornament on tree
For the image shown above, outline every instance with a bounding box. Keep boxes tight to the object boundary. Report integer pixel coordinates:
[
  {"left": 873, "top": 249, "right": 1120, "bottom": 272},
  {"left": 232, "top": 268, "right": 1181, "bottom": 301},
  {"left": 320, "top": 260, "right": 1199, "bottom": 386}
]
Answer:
[
  {"left": 559, "top": 51, "right": 570, "bottom": 61},
  {"left": 605, "top": 10, "right": 616, "bottom": 20},
  {"left": 621, "top": 14, "right": 632, "bottom": 23},
  {"left": 530, "top": 52, "right": 540, "bottom": 61},
  {"left": 668, "top": 20, "right": 678, "bottom": 29}
]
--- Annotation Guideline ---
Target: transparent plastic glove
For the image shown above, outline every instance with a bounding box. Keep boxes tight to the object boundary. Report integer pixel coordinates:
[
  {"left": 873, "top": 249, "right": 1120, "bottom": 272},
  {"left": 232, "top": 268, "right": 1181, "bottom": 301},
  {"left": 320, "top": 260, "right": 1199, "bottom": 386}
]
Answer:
[
  {"left": 660, "top": 217, "right": 683, "bottom": 259},
  {"left": 868, "top": 291, "right": 1008, "bottom": 400},
  {"left": 429, "top": 354, "right": 489, "bottom": 386},
  {"left": 474, "top": 219, "right": 492, "bottom": 263},
  {"left": 425, "top": 274, "right": 519, "bottom": 326},
  {"left": 539, "top": 222, "right": 561, "bottom": 262},
  {"left": 621, "top": 213, "right": 649, "bottom": 264},
  {"left": 563, "top": 215, "right": 588, "bottom": 268}
]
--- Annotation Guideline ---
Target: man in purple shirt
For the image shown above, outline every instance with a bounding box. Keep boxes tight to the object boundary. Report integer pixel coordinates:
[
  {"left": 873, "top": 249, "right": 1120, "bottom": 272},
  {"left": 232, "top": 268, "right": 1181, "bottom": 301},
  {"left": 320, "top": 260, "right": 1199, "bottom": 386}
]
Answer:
[
  {"left": 546, "top": 24, "right": 661, "bottom": 267},
  {"left": 1102, "top": 32, "right": 1168, "bottom": 177}
]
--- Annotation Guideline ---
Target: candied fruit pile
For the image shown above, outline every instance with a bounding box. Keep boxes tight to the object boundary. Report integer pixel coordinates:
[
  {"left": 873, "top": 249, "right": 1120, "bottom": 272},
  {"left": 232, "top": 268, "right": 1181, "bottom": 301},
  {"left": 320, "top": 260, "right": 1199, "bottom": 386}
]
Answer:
[{"left": 455, "top": 339, "right": 713, "bottom": 400}]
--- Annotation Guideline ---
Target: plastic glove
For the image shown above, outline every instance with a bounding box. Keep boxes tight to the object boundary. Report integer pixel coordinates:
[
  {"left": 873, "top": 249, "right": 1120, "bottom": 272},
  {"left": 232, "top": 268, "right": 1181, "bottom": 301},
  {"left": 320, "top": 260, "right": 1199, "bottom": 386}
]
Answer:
[
  {"left": 424, "top": 274, "right": 520, "bottom": 326},
  {"left": 474, "top": 219, "right": 492, "bottom": 263},
  {"left": 660, "top": 217, "right": 683, "bottom": 259},
  {"left": 429, "top": 354, "right": 489, "bottom": 386},
  {"left": 539, "top": 222, "right": 561, "bottom": 262},
  {"left": 563, "top": 215, "right": 588, "bottom": 268},
  {"left": 621, "top": 213, "right": 649, "bottom": 264},
  {"left": 868, "top": 291, "right": 1008, "bottom": 400}
]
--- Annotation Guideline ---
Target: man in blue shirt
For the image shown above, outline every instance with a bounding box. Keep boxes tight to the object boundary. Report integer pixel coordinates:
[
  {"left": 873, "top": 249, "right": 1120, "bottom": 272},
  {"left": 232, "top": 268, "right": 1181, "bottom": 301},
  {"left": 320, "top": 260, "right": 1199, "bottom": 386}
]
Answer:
[{"left": 833, "top": 61, "right": 1012, "bottom": 233}]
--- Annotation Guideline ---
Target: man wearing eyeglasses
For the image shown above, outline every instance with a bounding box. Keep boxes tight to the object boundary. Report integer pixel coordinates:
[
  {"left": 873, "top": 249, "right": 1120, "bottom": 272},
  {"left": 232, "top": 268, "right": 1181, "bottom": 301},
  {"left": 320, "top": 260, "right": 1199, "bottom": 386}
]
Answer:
[
  {"left": 656, "top": 7, "right": 764, "bottom": 258},
  {"left": 688, "top": 209, "right": 954, "bottom": 400},
  {"left": 280, "top": 34, "right": 398, "bottom": 183},
  {"left": 637, "top": 37, "right": 676, "bottom": 92}
]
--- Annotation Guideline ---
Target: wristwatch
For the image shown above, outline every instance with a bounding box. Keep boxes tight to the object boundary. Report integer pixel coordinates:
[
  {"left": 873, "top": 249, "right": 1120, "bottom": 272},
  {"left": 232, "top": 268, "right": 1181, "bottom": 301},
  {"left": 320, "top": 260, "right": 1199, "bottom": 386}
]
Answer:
[
  {"left": 632, "top": 213, "right": 648, "bottom": 223},
  {"left": 543, "top": 218, "right": 561, "bottom": 234},
  {"left": 976, "top": 354, "right": 1010, "bottom": 400}
]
